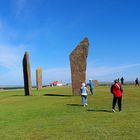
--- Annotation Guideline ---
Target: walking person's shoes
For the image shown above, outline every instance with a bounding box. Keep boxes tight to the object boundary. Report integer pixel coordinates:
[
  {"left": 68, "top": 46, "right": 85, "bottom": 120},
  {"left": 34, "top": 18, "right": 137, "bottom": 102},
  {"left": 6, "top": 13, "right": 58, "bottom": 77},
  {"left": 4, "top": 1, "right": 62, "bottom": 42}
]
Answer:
[
  {"left": 83, "top": 104, "right": 86, "bottom": 107},
  {"left": 112, "top": 109, "right": 116, "bottom": 112},
  {"left": 83, "top": 103, "right": 88, "bottom": 107}
]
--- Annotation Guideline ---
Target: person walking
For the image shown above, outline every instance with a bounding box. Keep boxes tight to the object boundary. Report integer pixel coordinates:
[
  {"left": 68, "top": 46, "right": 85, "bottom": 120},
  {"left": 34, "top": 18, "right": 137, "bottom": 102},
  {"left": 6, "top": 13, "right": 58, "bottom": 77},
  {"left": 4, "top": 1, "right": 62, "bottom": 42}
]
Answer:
[
  {"left": 86, "top": 79, "right": 94, "bottom": 95},
  {"left": 120, "top": 77, "right": 124, "bottom": 85},
  {"left": 80, "top": 83, "right": 88, "bottom": 107},
  {"left": 111, "top": 79, "right": 123, "bottom": 112},
  {"left": 135, "top": 78, "right": 139, "bottom": 86}
]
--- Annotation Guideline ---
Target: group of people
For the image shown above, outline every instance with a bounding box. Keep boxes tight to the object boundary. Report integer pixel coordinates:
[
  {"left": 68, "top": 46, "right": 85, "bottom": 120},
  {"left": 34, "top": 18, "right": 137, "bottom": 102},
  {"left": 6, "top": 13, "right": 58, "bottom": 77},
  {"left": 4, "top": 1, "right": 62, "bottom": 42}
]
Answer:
[
  {"left": 80, "top": 77, "right": 139, "bottom": 112},
  {"left": 118, "top": 77, "right": 139, "bottom": 86},
  {"left": 80, "top": 79, "right": 123, "bottom": 112}
]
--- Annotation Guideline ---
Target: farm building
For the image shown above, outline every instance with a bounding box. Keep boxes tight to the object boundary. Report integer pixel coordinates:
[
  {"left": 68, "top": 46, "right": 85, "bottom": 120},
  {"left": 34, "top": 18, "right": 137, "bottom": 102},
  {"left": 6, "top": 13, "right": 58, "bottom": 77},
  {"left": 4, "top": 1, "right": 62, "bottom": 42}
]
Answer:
[{"left": 52, "top": 81, "right": 63, "bottom": 86}]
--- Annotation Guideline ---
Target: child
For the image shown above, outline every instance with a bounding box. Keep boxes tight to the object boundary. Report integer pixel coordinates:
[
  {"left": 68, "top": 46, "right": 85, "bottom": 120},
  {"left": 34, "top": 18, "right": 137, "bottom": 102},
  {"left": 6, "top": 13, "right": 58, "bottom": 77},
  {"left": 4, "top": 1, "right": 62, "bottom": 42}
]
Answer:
[{"left": 80, "top": 83, "right": 88, "bottom": 107}]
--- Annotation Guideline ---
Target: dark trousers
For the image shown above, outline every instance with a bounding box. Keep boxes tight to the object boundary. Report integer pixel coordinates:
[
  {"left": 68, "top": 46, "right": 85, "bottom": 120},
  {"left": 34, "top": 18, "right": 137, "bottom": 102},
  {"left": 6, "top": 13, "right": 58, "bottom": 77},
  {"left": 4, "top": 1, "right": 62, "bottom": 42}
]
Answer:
[
  {"left": 90, "top": 88, "right": 93, "bottom": 95},
  {"left": 112, "top": 96, "right": 122, "bottom": 111}
]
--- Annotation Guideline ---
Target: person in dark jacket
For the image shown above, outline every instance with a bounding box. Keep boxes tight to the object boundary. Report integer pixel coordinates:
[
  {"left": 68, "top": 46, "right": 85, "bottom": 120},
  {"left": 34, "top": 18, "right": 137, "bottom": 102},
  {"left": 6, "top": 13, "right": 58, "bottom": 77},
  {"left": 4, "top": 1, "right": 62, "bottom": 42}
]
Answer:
[
  {"left": 135, "top": 78, "right": 139, "bottom": 86},
  {"left": 120, "top": 77, "right": 124, "bottom": 85},
  {"left": 111, "top": 79, "right": 123, "bottom": 112}
]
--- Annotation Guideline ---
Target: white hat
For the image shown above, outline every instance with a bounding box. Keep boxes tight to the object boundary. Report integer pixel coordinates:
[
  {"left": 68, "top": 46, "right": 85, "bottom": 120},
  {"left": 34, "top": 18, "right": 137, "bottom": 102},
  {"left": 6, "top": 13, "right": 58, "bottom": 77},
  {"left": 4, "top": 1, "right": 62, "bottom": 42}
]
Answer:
[{"left": 82, "top": 83, "right": 85, "bottom": 87}]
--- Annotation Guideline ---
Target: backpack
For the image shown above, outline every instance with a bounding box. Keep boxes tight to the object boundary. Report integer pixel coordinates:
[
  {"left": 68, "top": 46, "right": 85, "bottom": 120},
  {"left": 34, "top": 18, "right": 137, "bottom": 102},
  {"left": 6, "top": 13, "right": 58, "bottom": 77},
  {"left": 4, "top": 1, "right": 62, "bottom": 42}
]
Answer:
[{"left": 110, "top": 85, "right": 114, "bottom": 94}]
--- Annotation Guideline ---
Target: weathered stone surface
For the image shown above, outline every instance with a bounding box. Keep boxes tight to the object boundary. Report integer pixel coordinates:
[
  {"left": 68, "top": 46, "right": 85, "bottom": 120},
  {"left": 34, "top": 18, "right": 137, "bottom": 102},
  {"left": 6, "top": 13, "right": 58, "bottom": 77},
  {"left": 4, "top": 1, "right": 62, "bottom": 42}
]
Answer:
[
  {"left": 36, "top": 68, "right": 42, "bottom": 90},
  {"left": 93, "top": 80, "right": 99, "bottom": 86},
  {"left": 70, "top": 37, "right": 89, "bottom": 95},
  {"left": 23, "top": 52, "right": 32, "bottom": 96}
]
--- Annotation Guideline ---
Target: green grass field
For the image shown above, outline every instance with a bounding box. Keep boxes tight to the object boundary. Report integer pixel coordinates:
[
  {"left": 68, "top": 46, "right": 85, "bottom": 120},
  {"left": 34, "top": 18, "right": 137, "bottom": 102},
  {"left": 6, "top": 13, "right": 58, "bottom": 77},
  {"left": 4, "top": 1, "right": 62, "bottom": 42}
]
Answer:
[{"left": 0, "top": 86, "right": 140, "bottom": 140}]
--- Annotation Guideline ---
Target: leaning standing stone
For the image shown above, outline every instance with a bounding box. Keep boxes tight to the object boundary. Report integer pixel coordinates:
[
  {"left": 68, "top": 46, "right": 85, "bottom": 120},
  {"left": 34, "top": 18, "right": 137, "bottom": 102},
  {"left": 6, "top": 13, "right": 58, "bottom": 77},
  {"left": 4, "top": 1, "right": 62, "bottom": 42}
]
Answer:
[{"left": 69, "top": 37, "right": 89, "bottom": 95}]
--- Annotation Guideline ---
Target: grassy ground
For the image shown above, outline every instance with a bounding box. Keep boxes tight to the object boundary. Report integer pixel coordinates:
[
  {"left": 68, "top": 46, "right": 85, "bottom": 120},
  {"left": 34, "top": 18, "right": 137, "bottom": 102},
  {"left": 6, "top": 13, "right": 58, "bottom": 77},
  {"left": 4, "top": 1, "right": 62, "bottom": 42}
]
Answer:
[{"left": 0, "top": 86, "right": 139, "bottom": 140}]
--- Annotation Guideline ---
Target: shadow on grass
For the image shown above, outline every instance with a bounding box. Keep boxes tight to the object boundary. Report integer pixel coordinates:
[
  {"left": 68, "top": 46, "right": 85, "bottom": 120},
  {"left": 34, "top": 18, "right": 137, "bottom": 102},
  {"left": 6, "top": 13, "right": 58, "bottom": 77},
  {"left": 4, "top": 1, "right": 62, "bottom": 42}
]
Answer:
[
  {"left": 87, "top": 109, "right": 112, "bottom": 113},
  {"left": 44, "top": 94, "right": 72, "bottom": 97},
  {"left": 12, "top": 95, "right": 25, "bottom": 96},
  {"left": 66, "top": 104, "right": 83, "bottom": 106}
]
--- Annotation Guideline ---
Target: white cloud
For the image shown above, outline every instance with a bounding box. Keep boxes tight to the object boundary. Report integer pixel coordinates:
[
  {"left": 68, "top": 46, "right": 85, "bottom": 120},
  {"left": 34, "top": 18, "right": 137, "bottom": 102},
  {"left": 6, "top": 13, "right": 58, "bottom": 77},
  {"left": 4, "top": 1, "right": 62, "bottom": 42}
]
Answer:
[
  {"left": 0, "top": 68, "right": 23, "bottom": 86},
  {"left": 0, "top": 44, "right": 30, "bottom": 86},
  {"left": 41, "top": 63, "right": 140, "bottom": 84},
  {"left": 0, "top": 45, "right": 27, "bottom": 69},
  {"left": 43, "top": 68, "right": 71, "bottom": 84},
  {"left": 0, "top": 46, "right": 140, "bottom": 86},
  {"left": 87, "top": 64, "right": 140, "bottom": 81}
]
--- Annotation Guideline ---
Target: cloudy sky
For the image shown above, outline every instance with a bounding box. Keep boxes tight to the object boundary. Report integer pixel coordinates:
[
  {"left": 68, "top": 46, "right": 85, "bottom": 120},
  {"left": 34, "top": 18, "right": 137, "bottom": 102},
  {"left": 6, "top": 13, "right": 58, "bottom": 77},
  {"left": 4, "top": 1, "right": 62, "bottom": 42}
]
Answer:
[{"left": 0, "top": 0, "right": 140, "bottom": 86}]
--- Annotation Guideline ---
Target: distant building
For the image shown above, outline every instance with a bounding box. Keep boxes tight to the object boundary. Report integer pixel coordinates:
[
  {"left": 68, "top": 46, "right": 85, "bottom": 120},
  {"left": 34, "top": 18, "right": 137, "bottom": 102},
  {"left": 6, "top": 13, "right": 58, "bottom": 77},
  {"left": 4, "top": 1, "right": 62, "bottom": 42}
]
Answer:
[
  {"left": 93, "top": 80, "right": 99, "bottom": 86},
  {"left": 52, "top": 81, "right": 63, "bottom": 86}
]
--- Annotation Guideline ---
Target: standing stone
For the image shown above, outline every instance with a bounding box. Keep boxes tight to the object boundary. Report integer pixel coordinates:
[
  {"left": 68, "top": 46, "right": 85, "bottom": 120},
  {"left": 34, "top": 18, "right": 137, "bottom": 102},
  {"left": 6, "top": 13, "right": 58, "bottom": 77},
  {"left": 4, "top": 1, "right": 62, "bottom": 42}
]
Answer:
[
  {"left": 36, "top": 68, "right": 42, "bottom": 90},
  {"left": 23, "top": 52, "right": 32, "bottom": 96},
  {"left": 69, "top": 37, "right": 89, "bottom": 95}
]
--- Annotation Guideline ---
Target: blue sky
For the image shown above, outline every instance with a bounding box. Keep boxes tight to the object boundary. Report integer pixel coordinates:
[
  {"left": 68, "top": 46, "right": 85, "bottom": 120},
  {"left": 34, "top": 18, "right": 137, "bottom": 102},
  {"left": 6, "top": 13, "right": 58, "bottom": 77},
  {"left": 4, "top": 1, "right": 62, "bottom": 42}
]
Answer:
[{"left": 0, "top": 0, "right": 140, "bottom": 86}]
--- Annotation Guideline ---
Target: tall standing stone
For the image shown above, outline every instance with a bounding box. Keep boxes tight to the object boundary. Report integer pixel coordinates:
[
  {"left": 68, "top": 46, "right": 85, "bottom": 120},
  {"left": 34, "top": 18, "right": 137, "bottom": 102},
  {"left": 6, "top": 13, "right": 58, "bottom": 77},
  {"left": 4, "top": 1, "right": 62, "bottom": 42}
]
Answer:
[
  {"left": 23, "top": 52, "right": 32, "bottom": 96},
  {"left": 69, "top": 37, "right": 89, "bottom": 95},
  {"left": 36, "top": 68, "right": 42, "bottom": 90}
]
